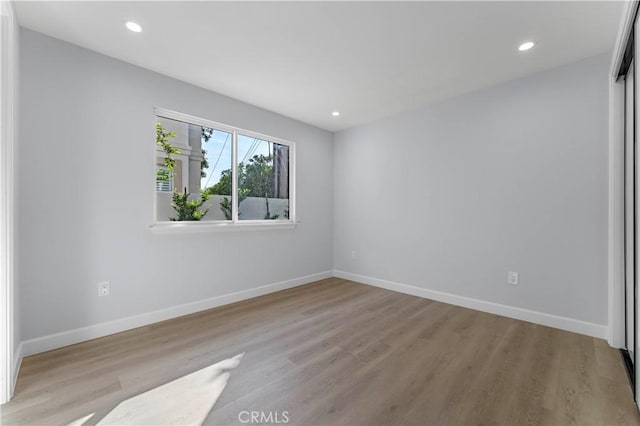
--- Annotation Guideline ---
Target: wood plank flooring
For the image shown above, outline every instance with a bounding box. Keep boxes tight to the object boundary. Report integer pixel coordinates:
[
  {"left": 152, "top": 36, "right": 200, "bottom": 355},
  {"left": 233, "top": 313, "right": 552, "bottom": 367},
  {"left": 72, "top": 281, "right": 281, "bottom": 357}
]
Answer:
[{"left": 1, "top": 278, "right": 638, "bottom": 425}]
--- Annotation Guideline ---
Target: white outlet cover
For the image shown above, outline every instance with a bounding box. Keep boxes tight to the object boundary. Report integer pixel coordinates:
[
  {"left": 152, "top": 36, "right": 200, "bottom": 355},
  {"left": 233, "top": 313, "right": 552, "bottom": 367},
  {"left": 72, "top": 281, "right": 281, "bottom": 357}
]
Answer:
[
  {"left": 98, "top": 281, "right": 111, "bottom": 296},
  {"left": 508, "top": 272, "right": 519, "bottom": 285}
]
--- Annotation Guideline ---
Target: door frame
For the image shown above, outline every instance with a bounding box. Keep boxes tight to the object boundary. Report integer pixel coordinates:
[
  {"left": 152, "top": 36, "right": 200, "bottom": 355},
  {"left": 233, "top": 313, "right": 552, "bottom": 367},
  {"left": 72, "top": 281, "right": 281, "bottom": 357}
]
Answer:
[
  {"left": 610, "top": 0, "right": 640, "bottom": 408},
  {"left": 610, "top": 0, "right": 639, "bottom": 350},
  {"left": 0, "top": 0, "right": 17, "bottom": 405}
]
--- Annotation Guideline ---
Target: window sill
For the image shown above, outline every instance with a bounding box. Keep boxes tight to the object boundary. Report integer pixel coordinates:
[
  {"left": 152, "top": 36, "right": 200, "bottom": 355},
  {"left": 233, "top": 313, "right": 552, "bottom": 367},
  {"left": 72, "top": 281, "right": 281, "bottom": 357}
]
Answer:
[{"left": 149, "top": 220, "right": 298, "bottom": 234}]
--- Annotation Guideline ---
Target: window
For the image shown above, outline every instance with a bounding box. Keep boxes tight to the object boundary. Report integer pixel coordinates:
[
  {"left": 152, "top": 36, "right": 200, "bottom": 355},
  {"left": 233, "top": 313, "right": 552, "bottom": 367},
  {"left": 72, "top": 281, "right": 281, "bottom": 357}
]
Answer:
[
  {"left": 154, "top": 109, "right": 295, "bottom": 226},
  {"left": 237, "top": 135, "right": 290, "bottom": 220}
]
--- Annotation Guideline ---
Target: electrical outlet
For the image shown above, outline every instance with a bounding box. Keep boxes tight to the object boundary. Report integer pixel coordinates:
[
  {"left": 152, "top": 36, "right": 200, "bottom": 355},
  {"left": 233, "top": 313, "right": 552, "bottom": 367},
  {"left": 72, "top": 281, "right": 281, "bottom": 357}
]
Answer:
[
  {"left": 351, "top": 250, "right": 357, "bottom": 259},
  {"left": 98, "top": 281, "right": 111, "bottom": 297},
  {"left": 508, "top": 272, "right": 519, "bottom": 286}
]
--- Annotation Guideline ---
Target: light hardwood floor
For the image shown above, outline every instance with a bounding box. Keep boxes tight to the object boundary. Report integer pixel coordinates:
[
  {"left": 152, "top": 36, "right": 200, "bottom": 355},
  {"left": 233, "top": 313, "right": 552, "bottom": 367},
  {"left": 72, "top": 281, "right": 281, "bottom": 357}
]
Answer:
[{"left": 1, "top": 278, "right": 639, "bottom": 425}]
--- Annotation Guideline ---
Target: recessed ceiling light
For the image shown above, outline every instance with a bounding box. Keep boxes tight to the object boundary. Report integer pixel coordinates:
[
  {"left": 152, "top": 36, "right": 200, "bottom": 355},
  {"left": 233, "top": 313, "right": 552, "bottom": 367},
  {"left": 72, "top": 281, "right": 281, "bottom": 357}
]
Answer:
[
  {"left": 332, "top": 111, "right": 341, "bottom": 117},
  {"left": 518, "top": 41, "right": 535, "bottom": 52},
  {"left": 125, "top": 21, "right": 143, "bottom": 33}
]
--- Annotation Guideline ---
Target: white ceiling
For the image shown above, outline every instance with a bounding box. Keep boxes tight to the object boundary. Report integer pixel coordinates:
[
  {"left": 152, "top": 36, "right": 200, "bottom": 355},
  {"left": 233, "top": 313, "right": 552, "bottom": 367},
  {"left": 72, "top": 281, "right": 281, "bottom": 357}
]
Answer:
[{"left": 15, "top": 1, "right": 624, "bottom": 132}]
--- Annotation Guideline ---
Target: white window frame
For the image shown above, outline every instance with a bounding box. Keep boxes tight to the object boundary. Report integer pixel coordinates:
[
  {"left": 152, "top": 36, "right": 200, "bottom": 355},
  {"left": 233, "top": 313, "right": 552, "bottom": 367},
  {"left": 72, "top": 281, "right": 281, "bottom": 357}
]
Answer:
[{"left": 151, "top": 108, "right": 296, "bottom": 232}]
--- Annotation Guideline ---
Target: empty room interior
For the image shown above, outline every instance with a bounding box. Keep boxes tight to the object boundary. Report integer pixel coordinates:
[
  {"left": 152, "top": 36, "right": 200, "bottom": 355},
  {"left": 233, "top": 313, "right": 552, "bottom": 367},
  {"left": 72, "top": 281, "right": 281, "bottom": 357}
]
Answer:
[{"left": 3, "top": 0, "right": 640, "bottom": 425}]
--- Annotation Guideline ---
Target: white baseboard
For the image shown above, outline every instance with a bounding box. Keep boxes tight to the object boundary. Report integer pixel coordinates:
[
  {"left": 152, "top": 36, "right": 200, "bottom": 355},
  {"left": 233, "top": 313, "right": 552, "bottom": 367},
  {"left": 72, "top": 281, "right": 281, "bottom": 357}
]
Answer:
[
  {"left": 20, "top": 270, "right": 333, "bottom": 357},
  {"left": 11, "top": 342, "right": 22, "bottom": 397},
  {"left": 333, "top": 270, "right": 608, "bottom": 339},
  {"left": 17, "top": 269, "right": 607, "bottom": 366}
]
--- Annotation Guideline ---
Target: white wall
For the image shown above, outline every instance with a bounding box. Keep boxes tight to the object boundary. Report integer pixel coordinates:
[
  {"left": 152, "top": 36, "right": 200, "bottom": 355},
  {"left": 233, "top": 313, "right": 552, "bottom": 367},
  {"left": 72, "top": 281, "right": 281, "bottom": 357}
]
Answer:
[
  {"left": 15, "top": 25, "right": 612, "bottom": 358},
  {"left": 17, "top": 29, "right": 333, "bottom": 345},
  {"left": 0, "top": 0, "right": 19, "bottom": 402},
  {"left": 334, "top": 54, "right": 610, "bottom": 328}
]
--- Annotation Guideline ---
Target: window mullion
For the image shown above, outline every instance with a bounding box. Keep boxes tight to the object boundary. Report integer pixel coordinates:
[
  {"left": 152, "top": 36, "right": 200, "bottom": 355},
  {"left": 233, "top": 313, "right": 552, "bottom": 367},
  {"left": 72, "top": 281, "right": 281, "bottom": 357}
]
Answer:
[{"left": 231, "top": 130, "right": 239, "bottom": 223}]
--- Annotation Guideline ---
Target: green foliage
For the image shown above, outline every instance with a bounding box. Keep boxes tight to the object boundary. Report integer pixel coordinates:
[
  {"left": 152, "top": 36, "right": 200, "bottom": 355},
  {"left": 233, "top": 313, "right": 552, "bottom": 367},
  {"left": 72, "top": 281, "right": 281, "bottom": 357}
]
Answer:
[
  {"left": 201, "top": 127, "right": 214, "bottom": 142},
  {"left": 206, "top": 165, "right": 244, "bottom": 220},
  {"left": 216, "top": 188, "right": 251, "bottom": 220},
  {"left": 243, "top": 154, "right": 275, "bottom": 198},
  {"left": 207, "top": 155, "right": 275, "bottom": 198},
  {"left": 156, "top": 167, "right": 171, "bottom": 182},
  {"left": 219, "top": 196, "right": 233, "bottom": 221},
  {"left": 207, "top": 168, "right": 234, "bottom": 196},
  {"left": 156, "top": 122, "right": 211, "bottom": 221},
  {"left": 156, "top": 123, "right": 180, "bottom": 180},
  {"left": 205, "top": 154, "right": 283, "bottom": 220},
  {"left": 201, "top": 149, "right": 209, "bottom": 178},
  {"left": 170, "top": 188, "right": 211, "bottom": 221},
  {"left": 200, "top": 127, "right": 213, "bottom": 179}
]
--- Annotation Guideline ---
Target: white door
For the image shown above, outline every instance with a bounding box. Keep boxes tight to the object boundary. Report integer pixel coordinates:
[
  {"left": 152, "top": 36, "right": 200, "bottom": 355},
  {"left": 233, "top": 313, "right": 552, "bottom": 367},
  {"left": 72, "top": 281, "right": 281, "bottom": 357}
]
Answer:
[
  {"left": 635, "top": 21, "right": 640, "bottom": 404},
  {"left": 625, "top": 60, "right": 636, "bottom": 368}
]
